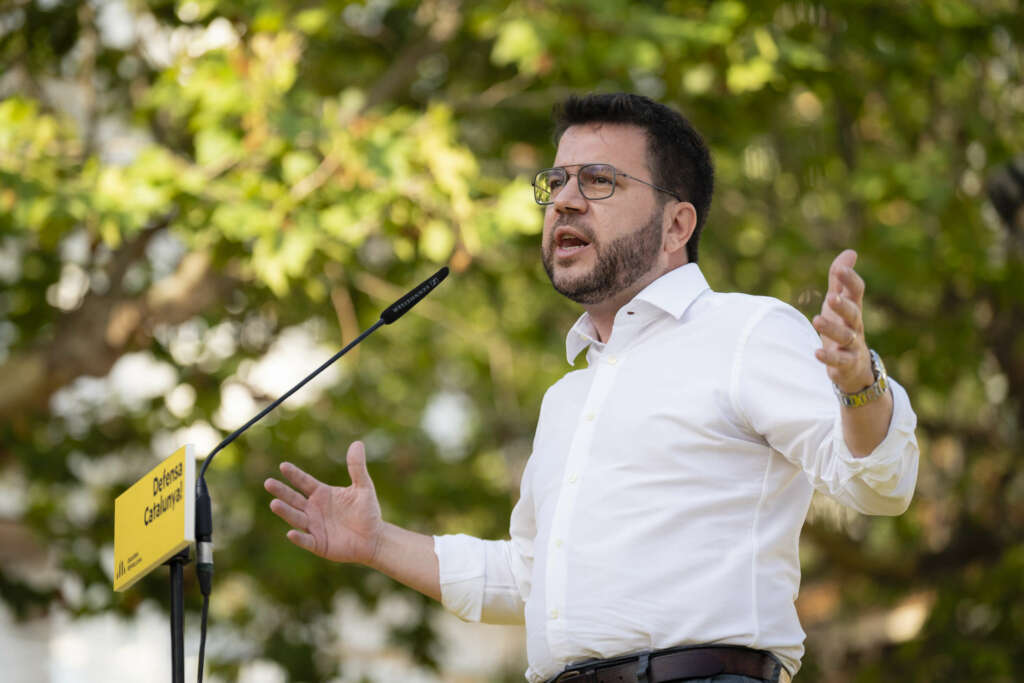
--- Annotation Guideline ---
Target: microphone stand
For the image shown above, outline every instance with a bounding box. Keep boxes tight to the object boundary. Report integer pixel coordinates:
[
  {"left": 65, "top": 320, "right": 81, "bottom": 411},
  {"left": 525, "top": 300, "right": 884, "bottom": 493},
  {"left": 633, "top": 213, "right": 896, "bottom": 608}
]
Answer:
[{"left": 166, "top": 548, "right": 190, "bottom": 683}]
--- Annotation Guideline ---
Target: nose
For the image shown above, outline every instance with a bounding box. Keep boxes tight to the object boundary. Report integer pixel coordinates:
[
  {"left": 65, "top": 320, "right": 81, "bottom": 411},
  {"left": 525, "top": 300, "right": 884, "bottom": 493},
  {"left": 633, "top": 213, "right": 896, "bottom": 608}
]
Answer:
[{"left": 552, "top": 173, "right": 588, "bottom": 214}]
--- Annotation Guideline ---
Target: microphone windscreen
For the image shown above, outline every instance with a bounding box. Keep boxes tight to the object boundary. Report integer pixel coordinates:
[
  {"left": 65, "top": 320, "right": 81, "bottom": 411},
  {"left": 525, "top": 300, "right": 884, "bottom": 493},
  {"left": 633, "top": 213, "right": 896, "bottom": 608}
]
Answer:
[{"left": 379, "top": 266, "right": 449, "bottom": 324}]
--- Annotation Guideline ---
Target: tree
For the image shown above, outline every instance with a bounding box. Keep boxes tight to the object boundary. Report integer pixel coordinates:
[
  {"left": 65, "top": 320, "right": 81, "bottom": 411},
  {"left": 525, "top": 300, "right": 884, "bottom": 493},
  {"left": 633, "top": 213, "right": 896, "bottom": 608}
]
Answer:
[{"left": 1, "top": 0, "right": 1021, "bottom": 680}]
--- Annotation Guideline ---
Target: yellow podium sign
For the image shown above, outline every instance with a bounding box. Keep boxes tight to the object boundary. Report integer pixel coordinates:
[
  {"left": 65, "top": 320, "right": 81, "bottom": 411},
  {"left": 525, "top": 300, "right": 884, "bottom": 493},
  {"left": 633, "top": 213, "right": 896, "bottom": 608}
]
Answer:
[{"left": 114, "top": 445, "right": 196, "bottom": 591}]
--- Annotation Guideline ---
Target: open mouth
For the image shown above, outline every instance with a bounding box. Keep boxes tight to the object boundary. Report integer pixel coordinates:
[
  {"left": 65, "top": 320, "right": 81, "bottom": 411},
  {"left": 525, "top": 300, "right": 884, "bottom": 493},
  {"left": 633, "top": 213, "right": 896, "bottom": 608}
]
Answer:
[{"left": 553, "top": 228, "right": 592, "bottom": 257}]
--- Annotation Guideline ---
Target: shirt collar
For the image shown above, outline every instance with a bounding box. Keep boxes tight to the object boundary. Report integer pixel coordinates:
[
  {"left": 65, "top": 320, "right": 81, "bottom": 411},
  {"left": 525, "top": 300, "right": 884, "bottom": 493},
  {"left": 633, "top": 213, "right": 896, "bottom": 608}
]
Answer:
[{"left": 565, "top": 263, "right": 711, "bottom": 365}]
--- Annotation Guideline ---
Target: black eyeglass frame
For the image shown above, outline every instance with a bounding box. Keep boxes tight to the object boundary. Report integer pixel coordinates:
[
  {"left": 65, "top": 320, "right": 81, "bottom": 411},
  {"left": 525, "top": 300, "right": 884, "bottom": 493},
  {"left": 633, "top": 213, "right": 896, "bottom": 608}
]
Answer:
[{"left": 532, "top": 163, "right": 683, "bottom": 205}]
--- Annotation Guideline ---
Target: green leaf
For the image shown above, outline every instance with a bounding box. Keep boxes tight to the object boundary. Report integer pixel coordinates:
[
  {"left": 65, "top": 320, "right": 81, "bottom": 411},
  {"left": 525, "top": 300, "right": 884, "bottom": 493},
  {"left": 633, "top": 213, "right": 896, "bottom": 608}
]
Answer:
[
  {"left": 281, "top": 151, "right": 318, "bottom": 185},
  {"left": 491, "top": 18, "right": 544, "bottom": 74},
  {"left": 194, "top": 127, "right": 242, "bottom": 168}
]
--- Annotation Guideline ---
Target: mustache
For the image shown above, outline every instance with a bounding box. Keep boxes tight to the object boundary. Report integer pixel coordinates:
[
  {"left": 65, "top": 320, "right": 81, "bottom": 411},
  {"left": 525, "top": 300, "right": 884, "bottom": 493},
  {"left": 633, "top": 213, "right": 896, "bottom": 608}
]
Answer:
[{"left": 551, "top": 215, "right": 597, "bottom": 244}]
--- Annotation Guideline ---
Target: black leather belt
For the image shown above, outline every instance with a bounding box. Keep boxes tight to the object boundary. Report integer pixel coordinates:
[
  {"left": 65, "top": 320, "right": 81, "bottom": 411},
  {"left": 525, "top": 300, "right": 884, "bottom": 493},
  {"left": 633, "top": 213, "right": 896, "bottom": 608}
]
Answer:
[{"left": 548, "top": 645, "right": 789, "bottom": 683}]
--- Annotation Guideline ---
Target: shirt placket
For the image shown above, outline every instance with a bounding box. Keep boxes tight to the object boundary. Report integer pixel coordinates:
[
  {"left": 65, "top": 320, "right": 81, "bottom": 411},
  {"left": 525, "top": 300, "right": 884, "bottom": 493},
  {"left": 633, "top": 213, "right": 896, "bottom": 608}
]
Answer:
[{"left": 544, "top": 347, "right": 624, "bottom": 660}]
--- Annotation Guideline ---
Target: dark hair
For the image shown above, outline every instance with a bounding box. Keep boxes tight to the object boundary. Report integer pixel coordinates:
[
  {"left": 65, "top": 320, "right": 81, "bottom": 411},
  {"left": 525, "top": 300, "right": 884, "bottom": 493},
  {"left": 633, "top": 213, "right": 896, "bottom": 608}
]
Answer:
[{"left": 552, "top": 93, "right": 714, "bottom": 263}]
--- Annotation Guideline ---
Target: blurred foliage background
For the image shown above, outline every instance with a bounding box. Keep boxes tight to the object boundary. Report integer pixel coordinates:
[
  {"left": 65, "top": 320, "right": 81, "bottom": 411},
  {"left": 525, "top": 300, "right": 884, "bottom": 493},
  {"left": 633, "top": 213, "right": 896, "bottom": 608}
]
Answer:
[{"left": 1, "top": 0, "right": 1022, "bottom": 680}]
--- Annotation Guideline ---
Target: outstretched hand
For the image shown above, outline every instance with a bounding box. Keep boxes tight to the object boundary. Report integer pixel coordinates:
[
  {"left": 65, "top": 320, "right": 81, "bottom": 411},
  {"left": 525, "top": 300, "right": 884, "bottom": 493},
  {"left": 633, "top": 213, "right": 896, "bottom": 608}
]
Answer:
[
  {"left": 264, "top": 441, "right": 383, "bottom": 565},
  {"left": 812, "top": 249, "right": 875, "bottom": 394}
]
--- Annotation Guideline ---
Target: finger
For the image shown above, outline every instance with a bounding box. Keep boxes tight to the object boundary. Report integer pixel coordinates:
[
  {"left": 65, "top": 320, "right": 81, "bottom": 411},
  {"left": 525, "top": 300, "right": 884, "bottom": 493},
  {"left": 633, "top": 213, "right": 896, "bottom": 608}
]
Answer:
[
  {"left": 824, "top": 292, "right": 862, "bottom": 330},
  {"left": 286, "top": 529, "right": 318, "bottom": 554},
  {"left": 835, "top": 265, "right": 865, "bottom": 305},
  {"left": 279, "top": 461, "right": 322, "bottom": 497},
  {"left": 827, "top": 249, "right": 858, "bottom": 298},
  {"left": 831, "top": 249, "right": 858, "bottom": 275},
  {"left": 814, "top": 345, "right": 860, "bottom": 369},
  {"left": 813, "top": 315, "right": 859, "bottom": 348},
  {"left": 264, "top": 477, "right": 307, "bottom": 510},
  {"left": 346, "top": 441, "right": 375, "bottom": 490},
  {"left": 269, "top": 498, "right": 310, "bottom": 531}
]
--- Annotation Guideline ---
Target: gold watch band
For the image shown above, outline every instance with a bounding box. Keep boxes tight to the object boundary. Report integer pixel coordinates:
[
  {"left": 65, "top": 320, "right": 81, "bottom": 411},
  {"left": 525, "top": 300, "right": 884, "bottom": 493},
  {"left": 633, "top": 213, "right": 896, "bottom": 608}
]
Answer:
[{"left": 834, "top": 349, "right": 889, "bottom": 407}]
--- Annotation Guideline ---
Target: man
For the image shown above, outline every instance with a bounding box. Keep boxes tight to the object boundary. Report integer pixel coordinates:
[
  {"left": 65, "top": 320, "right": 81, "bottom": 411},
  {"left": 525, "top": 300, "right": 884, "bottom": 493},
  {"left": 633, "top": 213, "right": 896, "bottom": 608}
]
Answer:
[{"left": 264, "top": 93, "right": 918, "bottom": 682}]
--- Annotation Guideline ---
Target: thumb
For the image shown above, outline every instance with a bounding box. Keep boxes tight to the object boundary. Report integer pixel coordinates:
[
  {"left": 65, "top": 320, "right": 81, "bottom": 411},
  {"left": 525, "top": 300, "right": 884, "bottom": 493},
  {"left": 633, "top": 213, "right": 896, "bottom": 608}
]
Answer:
[{"left": 346, "top": 441, "right": 374, "bottom": 490}]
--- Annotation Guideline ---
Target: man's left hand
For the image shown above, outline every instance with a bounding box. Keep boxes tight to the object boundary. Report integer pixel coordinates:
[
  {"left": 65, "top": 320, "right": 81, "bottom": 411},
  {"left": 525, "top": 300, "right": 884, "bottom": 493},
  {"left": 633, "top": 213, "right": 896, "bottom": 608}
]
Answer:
[{"left": 812, "top": 249, "right": 875, "bottom": 393}]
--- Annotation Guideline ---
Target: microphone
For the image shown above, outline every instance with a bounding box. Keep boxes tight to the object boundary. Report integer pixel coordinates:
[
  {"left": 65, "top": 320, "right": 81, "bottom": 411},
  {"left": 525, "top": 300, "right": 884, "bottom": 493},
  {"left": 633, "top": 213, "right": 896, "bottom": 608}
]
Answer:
[
  {"left": 192, "top": 266, "right": 450, "bottom": 681},
  {"left": 380, "top": 266, "right": 449, "bottom": 323}
]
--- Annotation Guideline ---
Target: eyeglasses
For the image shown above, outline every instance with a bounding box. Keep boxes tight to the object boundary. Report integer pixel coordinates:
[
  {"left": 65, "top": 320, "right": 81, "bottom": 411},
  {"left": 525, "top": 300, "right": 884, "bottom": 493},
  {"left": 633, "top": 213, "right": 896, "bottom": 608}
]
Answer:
[{"left": 532, "top": 163, "right": 682, "bottom": 205}]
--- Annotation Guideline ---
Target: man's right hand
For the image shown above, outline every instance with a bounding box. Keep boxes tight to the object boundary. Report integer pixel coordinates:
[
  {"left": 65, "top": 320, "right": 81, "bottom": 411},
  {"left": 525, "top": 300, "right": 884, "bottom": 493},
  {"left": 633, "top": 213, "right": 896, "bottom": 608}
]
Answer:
[
  {"left": 265, "top": 441, "right": 442, "bottom": 600},
  {"left": 264, "top": 441, "right": 383, "bottom": 566}
]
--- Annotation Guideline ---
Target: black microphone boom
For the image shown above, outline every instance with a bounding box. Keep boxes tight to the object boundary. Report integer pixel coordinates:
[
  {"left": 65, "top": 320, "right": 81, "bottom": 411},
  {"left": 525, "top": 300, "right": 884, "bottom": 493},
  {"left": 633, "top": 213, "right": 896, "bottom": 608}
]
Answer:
[{"left": 197, "top": 265, "right": 449, "bottom": 480}]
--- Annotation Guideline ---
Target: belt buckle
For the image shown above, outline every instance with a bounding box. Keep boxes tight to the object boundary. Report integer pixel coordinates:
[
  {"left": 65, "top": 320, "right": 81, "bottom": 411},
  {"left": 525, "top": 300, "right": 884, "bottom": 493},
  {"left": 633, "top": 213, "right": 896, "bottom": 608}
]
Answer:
[{"left": 555, "top": 668, "right": 595, "bottom": 682}]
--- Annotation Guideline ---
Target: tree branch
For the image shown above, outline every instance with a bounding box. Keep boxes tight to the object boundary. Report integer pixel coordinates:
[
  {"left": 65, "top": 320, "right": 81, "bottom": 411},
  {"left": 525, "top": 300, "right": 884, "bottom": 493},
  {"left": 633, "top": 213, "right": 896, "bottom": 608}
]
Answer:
[{"left": 0, "top": 237, "right": 235, "bottom": 430}]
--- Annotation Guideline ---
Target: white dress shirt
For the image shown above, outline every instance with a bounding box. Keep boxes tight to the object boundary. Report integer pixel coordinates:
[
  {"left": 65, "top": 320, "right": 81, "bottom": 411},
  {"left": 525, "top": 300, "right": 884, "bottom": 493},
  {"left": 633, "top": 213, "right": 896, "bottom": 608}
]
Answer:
[{"left": 434, "top": 263, "right": 919, "bottom": 682}]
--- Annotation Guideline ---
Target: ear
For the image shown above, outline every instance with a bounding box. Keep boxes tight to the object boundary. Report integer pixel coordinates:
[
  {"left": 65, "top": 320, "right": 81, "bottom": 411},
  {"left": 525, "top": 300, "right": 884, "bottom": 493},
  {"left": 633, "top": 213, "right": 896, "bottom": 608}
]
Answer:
[{"left": 662, "top": 201, "right": 697, "bottom": 263}]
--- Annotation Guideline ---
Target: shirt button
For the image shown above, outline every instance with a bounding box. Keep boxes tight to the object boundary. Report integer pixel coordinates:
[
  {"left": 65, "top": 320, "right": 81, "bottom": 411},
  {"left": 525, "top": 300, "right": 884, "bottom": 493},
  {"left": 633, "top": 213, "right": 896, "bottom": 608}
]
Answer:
[
  {"left": 606, "top": 355, "right": 618, "bottom": 365},
  {"left": 568, "top": 473, "right": 578, "bottom": 483},
  {"left": 584, "top": 412, "right": 595, "bottom": 421},
  {"left": 555, "top": 538, "right": 564, "bottom": 548},
  {"left": 549, "top": 608, "right": 559, "bottom": 619}
]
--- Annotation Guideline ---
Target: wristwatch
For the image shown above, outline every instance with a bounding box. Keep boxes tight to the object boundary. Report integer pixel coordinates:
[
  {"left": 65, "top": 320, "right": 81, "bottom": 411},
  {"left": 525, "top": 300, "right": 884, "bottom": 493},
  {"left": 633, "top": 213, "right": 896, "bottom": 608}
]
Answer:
[{"left": 834, "top": 349, "right": 889, "bottom": 407}]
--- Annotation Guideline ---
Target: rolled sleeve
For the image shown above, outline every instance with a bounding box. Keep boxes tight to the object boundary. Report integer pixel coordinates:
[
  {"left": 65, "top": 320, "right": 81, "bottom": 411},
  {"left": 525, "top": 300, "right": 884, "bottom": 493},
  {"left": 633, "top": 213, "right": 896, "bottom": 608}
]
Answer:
[
  {"left": 824, "top": 378, "right": 919, "bottom": 514},
  {"left": 736, "top": 302, "right": 920, "bottom": 516},
  {"left": 433, "top": 534, "right": 527, "bottom": 624}
]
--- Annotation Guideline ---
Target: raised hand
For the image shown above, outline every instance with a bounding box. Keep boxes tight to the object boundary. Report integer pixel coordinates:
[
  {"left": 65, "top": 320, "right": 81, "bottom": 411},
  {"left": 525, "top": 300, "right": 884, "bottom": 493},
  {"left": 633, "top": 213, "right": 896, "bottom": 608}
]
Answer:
[
  {"left": 812, "top": 249, "right": 875, "bottom": 394},
  {"left": 264, "top": 441, "right": 383, "bottom": 565}
]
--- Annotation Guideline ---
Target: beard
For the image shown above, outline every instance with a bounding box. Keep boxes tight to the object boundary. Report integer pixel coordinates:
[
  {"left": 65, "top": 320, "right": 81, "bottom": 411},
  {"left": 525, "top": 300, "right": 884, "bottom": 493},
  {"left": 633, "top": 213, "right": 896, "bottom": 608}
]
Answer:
[{"left": 542, "top": 207, "right": 664, "bottom": 305}]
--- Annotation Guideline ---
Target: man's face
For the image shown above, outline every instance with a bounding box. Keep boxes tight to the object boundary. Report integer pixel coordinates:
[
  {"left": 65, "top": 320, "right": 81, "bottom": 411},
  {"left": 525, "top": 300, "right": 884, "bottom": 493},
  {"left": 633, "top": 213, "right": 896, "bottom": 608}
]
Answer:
[{"left": 541, "top": 123, "right": 667, "bottom": 306}]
